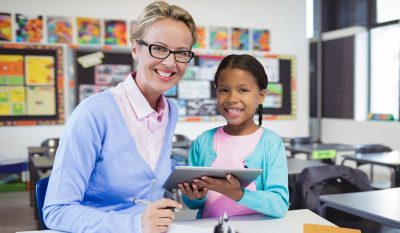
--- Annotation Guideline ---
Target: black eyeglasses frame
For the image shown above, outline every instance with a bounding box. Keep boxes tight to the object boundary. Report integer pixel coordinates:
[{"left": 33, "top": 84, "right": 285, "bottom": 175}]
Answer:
[{"left": 136, "top": 39, "right": 194, "bottom": 63}]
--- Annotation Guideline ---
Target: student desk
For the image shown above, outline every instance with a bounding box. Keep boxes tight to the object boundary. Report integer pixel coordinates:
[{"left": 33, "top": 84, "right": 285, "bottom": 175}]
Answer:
[
  {"left": 341, "top": 150, "right": 400, "bottom": 187},
  {"left": 17, "top": 209, "right": 335, "bottom": 233},
  {"left": 319, "top": 188, "right": 400, "bottom": 229},
  {"left": 287, "top": 158, "right": 326, "bottom": 175},
  {"left": 285, "top": 143, "right": 356, "bottom": 160}
]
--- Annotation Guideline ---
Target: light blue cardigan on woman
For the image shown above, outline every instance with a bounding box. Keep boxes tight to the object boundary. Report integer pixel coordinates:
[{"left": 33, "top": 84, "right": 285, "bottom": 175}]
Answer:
[{"left": 43, "top": 90, "right": 178, "bottom": 233}]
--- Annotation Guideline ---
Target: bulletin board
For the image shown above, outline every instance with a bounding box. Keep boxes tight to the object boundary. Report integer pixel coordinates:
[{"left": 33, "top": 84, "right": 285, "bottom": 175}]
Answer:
[
  {"left": 73, "top": 48, "right": 133, "bottom": 104},
  {"left": 0, "top": 42, "right": 64, "bottom": 126},
  {"left": 169, "top": 53, "right": 296, "bottom": 121}
]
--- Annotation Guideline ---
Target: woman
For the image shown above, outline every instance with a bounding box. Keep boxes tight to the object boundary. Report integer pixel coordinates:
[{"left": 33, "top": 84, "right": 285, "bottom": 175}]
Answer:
[{"left": 43, "top": 2, "right": 197, "bottom": 233}]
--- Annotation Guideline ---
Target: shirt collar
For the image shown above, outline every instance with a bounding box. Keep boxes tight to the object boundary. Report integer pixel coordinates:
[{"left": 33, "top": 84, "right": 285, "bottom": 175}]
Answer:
[{"left": 122, "top": 72, "right": 166, "bottom": 120}]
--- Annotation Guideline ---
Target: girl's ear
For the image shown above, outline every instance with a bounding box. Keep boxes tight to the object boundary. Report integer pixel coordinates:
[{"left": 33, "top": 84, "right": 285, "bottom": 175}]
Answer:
[{"left": 258, "top": 89, "right": 267, "bottom": 105}]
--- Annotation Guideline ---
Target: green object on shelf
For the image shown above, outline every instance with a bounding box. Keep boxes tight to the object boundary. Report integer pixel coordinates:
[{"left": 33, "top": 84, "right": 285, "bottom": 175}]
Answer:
[
  {"left": 0, "top": 182, "right": 26, "bottom": 192},
  {"left": 312, "top": 150, "right": 337, "bottom": 159}
]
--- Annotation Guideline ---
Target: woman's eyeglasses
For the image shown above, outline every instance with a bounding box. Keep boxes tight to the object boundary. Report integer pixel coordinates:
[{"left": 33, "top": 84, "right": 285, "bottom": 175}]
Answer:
[{"left": 136, "top": 40, "right": 194, "bottom": 63}]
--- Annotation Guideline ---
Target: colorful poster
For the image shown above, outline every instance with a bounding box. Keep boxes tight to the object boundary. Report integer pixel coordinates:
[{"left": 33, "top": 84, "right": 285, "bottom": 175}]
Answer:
[
  {"left": 25, "top": 56, "right": 55, "bottom": 85},
  {"left": 193, "top": 26, "right": 206, "bottom": 49},
  {"left": 76, "top": 17, "right": 101, "bottom": 45},
  {"left": 231, "top": 27, "right": 249, "bottom": 50},
  {"left": 47, "top": 16, "right": 73, "bottom": 44},
  {"left": 15, "top": 13, "right": 43, "bottom": 42},
  {"left": 0, "top": 55, "right": 24, "bottom": 85},
  {"left": 252, "top": 29, "right": 270, "bottom": 51},
  {"left": 263, "top": 83, "right": 283, "bottom": 108},
  {"left": 94, "top": 64, "right": 130, "bottom": 85},
  {"left": 26, "top": 86, "right": 56, "bottom": 115},
  {"left": 0, "top": 13, "right": 12, "bottom": 41},
  {"left": 104, "top": 19, "right": 127, "bottom": 45},
  {"left": 0, "top": 86, "right": 26, "bottom": 116},
  {"left": 209, "top": 27, "right": 228, "bottom": 50}
]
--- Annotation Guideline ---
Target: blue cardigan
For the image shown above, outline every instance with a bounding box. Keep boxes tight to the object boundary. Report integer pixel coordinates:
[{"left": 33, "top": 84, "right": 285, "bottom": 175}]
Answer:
[
  {"left": 182, "top": 127, "right": 289, "bottom": 218},
  {"left": 43, "top": 90, "right": 178, "bottom": 233}
]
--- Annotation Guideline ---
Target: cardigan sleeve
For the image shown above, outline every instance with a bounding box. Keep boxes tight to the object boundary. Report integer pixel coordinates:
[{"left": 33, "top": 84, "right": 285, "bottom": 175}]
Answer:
[
  {"left": 237, "top": 138, "right": 289, "bottom": 218},
  {"left": 42, "top": 104, "right": 144, "bottom": 233},
  {"left": 181, "top": 138, "right": 207, "bottom": 210}
]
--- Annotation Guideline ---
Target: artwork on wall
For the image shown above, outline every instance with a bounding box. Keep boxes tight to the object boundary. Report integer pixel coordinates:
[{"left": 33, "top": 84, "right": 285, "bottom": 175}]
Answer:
[
  {"left": 252, "top": 29, "right": 270, "bottom": 51},
  {"left": 74, "top": 49, "right": 133, "bottom": 103},
  {"left": 0, "top": 43, "right": 64, "bottom": 125},
  {"left": 193, "top": 26, "right": 206, "bottom": 49},
  {"left": 0, "top": 12, "right": 12, "bottom": 41},
  {"left": 231, "top": 27, "right": 249, "bottom": 50},
  {"left": 104, "top": 19, "right": 127, "bottom": 46},
  {"left": 47, "top": 16, "right": 73, "bottom": 44},
  {"left": 15, "top": 13, "right": 43, "bottom": 43},
  {"left": 209, "top": 27, "right": 228, "bottom": 50},
  {"left": 76, "top": 17, "right": 101, "bottom": 45}
]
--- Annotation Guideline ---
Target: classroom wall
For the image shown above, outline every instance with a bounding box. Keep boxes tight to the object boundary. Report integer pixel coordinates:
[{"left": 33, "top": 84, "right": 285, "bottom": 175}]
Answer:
[{"left": 0, "top": 0, "right": 309, "bottom": 159}]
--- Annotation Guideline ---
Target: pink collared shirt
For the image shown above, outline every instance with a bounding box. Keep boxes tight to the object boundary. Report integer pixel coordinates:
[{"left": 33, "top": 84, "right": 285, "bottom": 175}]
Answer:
[{"left": 110, "top": 73, "right": 169, "bottom": 171}]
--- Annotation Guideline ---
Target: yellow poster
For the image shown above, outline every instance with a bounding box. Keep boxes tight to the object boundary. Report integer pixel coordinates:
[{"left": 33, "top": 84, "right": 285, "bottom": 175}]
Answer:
[
  {"left": 25, "top": 55, "right": 55, "bottom": 85},
  {"left": 26, "top": 86, "right": 55, "bottom": 115}
]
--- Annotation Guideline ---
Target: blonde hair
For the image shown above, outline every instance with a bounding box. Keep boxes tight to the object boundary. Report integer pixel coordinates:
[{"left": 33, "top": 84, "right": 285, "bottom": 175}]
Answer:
[{"left": 131, "top": 1, "right": 197, "bottom": 46}]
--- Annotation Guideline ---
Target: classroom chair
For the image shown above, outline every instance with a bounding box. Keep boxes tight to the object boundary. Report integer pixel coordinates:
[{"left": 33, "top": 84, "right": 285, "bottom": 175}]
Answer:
[
  {"left": 40, "top": 138, "right": 60, "bottom": 159},
  {"left": 354, "top": 144, "right": 392, "bottom": 184},
  {"left": 35, "top": 176, "right": 50, "bottom": 230}
]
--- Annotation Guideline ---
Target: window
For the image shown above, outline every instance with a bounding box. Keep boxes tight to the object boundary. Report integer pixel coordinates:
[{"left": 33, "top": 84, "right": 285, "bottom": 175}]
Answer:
[
  {"left": 376, "top": 0, "right": 400, "bottom": 23},
  {"left": 369, "top": 23, "right": 400, "bottom": 119}
]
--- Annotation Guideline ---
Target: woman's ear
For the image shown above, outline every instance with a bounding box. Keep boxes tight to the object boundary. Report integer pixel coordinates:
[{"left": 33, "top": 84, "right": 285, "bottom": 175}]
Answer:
[{"left": 131, "top": 41, "right": 138, "bottom": 60}]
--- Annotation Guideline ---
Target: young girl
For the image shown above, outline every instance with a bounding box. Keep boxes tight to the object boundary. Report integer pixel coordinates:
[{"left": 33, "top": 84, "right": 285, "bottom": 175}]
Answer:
[{"left": 180, "top": 54, "right": 289, "bottom": 219}]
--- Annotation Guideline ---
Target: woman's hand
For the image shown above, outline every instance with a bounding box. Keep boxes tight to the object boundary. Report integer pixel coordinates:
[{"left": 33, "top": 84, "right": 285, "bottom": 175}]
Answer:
[
  {"left": 141, "top": 198, "right": 182, "bottom": 233},
  {"left": 179, "top": 182, "right": 208, "bottom": 200},
  {"left": 194, "top": 175, "right": 244, "bottom": 201}
]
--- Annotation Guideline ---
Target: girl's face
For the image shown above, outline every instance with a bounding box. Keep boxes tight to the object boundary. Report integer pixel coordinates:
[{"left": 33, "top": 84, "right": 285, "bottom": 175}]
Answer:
[
  {"left": 132, "top": 19, "right": 193, "bottom": 98},
  {"left": 216, "top": 68, "right": 266, "bottom": 135}
]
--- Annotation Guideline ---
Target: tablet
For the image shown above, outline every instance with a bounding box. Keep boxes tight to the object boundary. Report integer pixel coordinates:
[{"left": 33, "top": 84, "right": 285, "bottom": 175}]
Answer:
[{"left": 163, "top": 166, "right": 263, "bottom": 190}]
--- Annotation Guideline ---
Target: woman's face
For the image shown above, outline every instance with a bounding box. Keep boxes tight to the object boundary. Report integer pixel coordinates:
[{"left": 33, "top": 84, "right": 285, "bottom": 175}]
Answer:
[{"left": 132, "top": 19, "right": 193, "bottom": 98}]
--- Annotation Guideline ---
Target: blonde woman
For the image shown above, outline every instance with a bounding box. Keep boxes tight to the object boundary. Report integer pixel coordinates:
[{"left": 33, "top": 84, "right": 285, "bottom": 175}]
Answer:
[{"left": 43, "top": 2, "right": 197, "bottom": 232}]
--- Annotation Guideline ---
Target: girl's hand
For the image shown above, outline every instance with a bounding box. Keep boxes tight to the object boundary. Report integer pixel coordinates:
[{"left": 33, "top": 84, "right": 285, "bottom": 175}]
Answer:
[
  {"left": 179, "top": 182, "right": 208, "bottom": 200},
  {"left": 141, "top": 198, "right": 181, "bottom": 233},
  {"left": 194, "top": 175, "right": 244, "bottom": 201}
]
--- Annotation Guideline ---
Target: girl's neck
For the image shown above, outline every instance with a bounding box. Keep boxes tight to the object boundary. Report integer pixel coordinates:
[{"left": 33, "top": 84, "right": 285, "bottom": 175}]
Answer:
[{"left": 223, "top": 123, "right": 260, "bottom": 136}]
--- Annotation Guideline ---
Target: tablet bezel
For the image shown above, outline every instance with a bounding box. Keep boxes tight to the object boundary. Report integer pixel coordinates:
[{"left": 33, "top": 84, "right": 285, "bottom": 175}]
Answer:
[{"left": 163, "top": 166, "right": 263, "bottom": 190}]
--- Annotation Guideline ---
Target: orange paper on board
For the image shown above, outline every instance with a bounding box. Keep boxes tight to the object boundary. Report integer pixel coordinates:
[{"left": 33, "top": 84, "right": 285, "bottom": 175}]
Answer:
[{"left": 304, "top": 224, "right": 361, "bottom": 233}]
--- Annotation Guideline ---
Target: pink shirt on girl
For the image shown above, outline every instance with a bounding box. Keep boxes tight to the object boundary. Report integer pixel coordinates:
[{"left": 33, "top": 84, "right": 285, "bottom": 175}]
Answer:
[{"left": 202, "top": 127, "right": 263, "bottom": 218}]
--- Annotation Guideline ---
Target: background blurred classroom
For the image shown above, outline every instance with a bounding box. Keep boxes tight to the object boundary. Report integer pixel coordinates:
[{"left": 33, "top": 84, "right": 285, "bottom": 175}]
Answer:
[{"left": 0, "top": 0, "right": 399, "bottom": 232}]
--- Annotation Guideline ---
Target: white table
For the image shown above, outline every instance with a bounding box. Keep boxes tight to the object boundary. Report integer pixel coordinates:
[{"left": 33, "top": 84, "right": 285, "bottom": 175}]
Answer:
[
  {"left": 17, "top": 209, "right": 334, "bottom": 233},
  {"left": 177, "top": 209, "right": 334, "bottom": 233}
]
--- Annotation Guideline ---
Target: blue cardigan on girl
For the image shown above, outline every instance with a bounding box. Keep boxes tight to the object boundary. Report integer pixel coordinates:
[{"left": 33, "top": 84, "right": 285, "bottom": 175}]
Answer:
[{"left": 43, "top": 90, "right": 178, "bottom": 233}]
